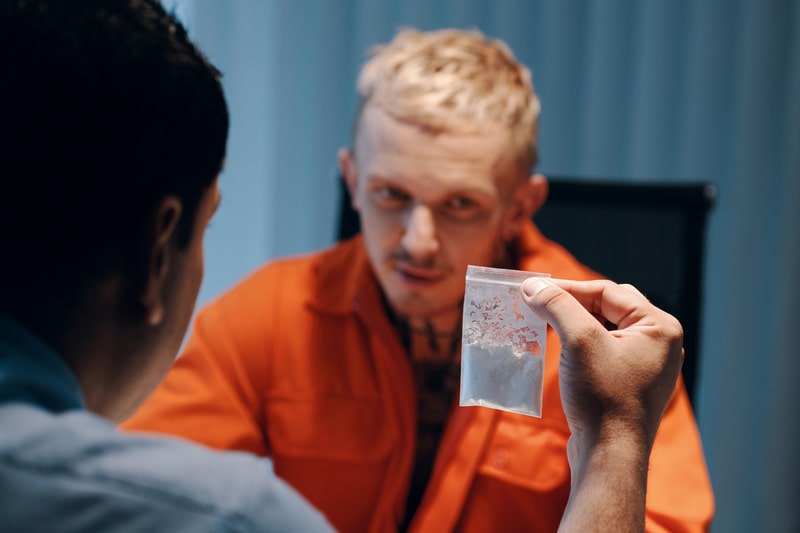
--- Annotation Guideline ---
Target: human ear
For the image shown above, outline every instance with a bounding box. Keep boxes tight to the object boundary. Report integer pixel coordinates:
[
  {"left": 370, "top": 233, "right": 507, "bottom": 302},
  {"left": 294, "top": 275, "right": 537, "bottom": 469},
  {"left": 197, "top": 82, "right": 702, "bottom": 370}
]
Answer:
[
  {"left": 337, "top": 147, "right": 361, "bottom": 211},
  {"left": 139, "top": 197, "right": 182, "bottom": 326},
  {"left": 527, "top": 173, "right": 549, "bottom": 216},
  {"left": 504, "top": 174, "right": 549, "bottom": 239}
]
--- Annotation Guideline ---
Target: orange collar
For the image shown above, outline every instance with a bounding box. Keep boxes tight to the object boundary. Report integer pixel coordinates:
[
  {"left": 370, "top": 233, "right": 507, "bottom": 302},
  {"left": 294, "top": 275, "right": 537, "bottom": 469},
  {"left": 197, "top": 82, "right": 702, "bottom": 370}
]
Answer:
[{"left": 306, "top": 220, "right": 549, "bottom": 316}]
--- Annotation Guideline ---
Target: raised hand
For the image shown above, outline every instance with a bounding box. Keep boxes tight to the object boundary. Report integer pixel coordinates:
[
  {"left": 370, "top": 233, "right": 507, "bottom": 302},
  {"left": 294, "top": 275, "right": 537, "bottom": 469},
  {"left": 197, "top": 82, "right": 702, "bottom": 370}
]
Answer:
[{"left": 521, "top": 278, "right": 684, "bottom": 532}]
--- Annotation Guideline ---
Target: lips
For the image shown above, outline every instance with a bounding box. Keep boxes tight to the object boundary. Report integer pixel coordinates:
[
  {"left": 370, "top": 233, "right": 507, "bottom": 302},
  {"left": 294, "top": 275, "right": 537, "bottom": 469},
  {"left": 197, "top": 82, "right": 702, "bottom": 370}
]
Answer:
[{"left": 394, "top": 264, "right": 446, "bottom": 286}]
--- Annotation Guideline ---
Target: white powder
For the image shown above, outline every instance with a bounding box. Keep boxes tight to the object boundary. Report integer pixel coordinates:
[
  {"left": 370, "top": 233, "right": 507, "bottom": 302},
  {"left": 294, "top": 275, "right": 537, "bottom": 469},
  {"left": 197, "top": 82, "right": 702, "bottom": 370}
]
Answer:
[
  {"left": 460, "top": 266, "right": 549, "bottom": 418},
  {"left": 460, "top": 342, "right": 543, "bottom": 417}
]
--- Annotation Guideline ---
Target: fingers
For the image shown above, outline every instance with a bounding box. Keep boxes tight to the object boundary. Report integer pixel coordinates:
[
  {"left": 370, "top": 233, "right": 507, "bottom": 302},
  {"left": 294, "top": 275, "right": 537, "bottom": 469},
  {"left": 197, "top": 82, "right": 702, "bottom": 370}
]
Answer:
[
  {"left": 520, "top": 278, "right": 605, "bottom": 346},
  {"left": 522, "top": 277, "right": 683, "bottom": 348},
  {"left": 540, "top": 279, "right": 655, "bottom": 330},
  {"left": 619, "top": 283, "right": 646, "bottom": 298}
]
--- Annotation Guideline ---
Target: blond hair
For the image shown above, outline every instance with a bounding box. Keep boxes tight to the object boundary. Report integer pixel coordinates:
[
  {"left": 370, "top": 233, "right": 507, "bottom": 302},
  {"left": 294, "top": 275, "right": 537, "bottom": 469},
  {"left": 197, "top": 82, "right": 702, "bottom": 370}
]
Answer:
[{"left": 356, "top": 28, "right": 541, "bottom": 172}]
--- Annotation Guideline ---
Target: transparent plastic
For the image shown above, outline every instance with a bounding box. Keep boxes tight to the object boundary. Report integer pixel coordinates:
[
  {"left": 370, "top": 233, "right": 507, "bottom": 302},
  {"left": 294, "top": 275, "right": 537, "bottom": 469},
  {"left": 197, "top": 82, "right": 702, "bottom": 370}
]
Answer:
[{"left": 460, "top": 265, "right": 550, "bottom": 417}]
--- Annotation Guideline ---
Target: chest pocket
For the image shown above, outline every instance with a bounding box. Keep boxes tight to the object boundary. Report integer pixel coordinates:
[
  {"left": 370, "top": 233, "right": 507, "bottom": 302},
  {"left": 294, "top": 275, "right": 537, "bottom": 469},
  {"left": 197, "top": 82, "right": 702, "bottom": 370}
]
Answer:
[
  {"left": 264, "top": 397, "right": 396, "bottom": 463},
  {"left": 477, "top": 413, "right": 570, "bottom": 491}
]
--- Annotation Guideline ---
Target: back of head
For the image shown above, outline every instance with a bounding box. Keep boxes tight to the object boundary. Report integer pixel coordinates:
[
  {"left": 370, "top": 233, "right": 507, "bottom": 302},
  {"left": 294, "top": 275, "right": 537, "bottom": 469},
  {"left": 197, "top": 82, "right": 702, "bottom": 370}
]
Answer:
[
  {"left": 0, "top": 0, "right": 228, "bottom": 316},
  {"left": 356, "top": 28, "right": 541, "bottom": 173}
]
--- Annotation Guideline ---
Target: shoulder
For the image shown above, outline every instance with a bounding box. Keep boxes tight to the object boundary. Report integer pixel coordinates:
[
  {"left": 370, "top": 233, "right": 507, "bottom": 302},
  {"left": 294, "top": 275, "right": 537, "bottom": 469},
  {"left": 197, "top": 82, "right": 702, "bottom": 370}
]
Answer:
[
  {"left": 220, "top": 249, "right": 330, "bottom": 301},
  {"left": 212, "top": 239, "right": 363, "bottom": 308},
  {"left": 0, "top": 405, "right": 332, "bottom": 532},
  {"left": 199, "top": 238, "right": 369, "bottom": 326},
  {"left": 191, "top": 247, "right": 334, "bottom": 336}
]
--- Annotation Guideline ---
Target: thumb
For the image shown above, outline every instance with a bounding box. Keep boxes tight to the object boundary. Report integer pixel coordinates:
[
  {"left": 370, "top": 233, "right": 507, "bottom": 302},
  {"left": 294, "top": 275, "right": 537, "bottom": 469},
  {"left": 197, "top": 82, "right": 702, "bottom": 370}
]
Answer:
[{"left": 521, "top": 278, "right": 597, "bottom": 347}]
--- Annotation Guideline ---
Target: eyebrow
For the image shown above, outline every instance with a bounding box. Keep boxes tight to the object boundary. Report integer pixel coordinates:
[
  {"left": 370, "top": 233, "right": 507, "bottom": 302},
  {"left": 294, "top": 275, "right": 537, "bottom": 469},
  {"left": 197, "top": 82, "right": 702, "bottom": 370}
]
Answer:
[{"left": 364, "top": 173, "right": 394, "bottom": 183}]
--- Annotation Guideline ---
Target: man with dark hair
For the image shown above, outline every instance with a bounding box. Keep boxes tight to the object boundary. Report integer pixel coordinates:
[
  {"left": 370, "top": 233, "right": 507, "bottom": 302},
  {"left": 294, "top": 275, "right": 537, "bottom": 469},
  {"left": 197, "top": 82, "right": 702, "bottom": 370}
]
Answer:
[{"left": 0, "top": 1, "right": 331, "bottom": 530}]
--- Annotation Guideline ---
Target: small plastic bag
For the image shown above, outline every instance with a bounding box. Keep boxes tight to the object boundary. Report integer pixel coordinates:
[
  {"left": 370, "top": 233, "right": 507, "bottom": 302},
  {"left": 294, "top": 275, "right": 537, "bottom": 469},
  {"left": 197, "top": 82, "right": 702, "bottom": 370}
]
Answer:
[{"left": 459, "top": 265, "right": 550, "bottom": 417}]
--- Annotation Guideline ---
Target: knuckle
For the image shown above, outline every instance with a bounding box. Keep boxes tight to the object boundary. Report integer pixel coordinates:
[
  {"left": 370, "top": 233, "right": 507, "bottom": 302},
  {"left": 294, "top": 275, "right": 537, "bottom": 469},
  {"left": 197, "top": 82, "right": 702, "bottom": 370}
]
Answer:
[
  {"left": 620, "top": 282, "right": 647, "bottom": 299},
  {"left": 661, "top": 314, "right": 684, "bottom": 343},
  {"left": 535, "top": 282, "right": 568, "bottom": 310}
]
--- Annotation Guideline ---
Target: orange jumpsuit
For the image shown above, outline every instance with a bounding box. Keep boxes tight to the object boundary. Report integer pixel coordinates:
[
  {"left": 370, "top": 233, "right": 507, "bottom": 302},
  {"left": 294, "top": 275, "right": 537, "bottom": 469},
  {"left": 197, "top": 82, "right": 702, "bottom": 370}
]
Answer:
[{"left": 124, "top": 221, "right": 714, "bottom": 532}]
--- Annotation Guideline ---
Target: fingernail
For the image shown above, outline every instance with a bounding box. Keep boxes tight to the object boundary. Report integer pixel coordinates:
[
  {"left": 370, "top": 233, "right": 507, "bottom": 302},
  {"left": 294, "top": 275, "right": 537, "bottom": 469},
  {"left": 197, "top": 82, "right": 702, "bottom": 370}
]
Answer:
[{"left": 522, "top": 277, "right": 550, "bottom": 297}]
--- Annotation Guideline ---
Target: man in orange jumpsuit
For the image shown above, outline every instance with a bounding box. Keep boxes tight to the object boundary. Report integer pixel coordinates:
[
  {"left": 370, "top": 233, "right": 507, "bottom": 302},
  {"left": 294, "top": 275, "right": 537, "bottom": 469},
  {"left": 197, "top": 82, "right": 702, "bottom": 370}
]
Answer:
[{"left": 124, "top": 28, "right": 714, "bottom": 532}]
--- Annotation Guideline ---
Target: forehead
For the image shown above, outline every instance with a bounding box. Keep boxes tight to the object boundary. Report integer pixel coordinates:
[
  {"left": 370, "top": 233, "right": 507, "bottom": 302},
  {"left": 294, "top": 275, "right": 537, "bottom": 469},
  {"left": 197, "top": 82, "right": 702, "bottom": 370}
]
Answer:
[{"left": 355, "top": 105, "right": 520, "bottom": 193}]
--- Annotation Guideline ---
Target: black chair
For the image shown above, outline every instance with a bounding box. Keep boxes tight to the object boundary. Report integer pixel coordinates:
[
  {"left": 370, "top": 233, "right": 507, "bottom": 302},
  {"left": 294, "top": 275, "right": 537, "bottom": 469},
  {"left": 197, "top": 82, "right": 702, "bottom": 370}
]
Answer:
[
  {"left": 532, "top": 178, "right": 716, "bottom": 409},
  {"left": 336, "top": 177, "right": 716, "bottom": 409}
]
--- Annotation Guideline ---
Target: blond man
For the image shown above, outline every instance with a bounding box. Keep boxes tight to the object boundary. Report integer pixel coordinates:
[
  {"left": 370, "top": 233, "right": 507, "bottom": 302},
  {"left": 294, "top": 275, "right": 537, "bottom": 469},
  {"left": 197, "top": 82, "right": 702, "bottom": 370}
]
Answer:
[{"left": 125, "top": 29, "right": 714, "bottom": 532}]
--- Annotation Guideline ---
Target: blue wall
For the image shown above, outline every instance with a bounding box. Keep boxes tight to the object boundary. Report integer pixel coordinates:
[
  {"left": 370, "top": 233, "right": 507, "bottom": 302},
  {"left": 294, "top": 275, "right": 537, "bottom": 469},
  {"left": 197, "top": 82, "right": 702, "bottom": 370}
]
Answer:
[{"left": 172, "top": 1, "right": 800, "bottom": 531}]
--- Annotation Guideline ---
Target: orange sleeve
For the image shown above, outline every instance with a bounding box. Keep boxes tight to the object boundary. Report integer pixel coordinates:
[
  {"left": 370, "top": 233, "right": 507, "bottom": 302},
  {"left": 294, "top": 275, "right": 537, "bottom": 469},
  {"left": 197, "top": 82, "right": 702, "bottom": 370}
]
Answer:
[
  {"left": 121, "top": 297, "right": 270, "bottom": 456},
  {"left": 644, "top": 375, "right": 715, "bottom": 532}
]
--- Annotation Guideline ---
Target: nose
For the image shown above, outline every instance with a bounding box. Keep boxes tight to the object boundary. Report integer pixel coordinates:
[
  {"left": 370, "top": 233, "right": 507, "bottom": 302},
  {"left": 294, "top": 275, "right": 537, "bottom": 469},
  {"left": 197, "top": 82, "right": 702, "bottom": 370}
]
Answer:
[{"left": 401, "top": 204, "right": 439, "bottom": 260}]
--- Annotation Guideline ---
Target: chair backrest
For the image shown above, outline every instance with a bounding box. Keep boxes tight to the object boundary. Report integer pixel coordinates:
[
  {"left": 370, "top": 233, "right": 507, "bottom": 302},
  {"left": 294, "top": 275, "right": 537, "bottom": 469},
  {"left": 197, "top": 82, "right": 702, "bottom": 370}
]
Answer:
[
  {"left": 336, "top": 177, "right": 716, "bottom": 409},
  {"left": 533, "top": 178, "right": 716, "bottom": 408}
]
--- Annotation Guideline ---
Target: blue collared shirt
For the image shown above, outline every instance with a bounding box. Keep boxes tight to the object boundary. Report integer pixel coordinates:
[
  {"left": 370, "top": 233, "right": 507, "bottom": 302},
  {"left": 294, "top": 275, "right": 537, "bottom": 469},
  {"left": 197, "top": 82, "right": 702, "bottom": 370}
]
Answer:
[{"left": 0, "top": 313, "right": 334, "bottom": 532}]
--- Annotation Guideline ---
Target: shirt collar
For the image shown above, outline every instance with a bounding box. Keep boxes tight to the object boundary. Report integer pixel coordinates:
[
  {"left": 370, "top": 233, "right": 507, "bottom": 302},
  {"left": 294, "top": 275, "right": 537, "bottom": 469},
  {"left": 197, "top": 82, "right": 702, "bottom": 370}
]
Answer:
[
  {"left": 306, "top": 220, "right": 548, "bottom": 316},
  {"left": 0, "top": 312, "right": 85, "bottom": 412},
  {"left": 304, "top": 235, "right": 384, "bottom": 316}
]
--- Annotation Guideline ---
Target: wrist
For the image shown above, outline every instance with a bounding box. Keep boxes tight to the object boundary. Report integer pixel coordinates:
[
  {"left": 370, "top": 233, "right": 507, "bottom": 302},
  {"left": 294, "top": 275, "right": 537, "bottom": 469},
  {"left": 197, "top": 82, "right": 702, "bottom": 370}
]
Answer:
[
  {"left": 560, "top": 421, "right": 652, "bottom": 533},
  {"left": 568, "top": 416, "right": 652, "bottom": 475}
]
